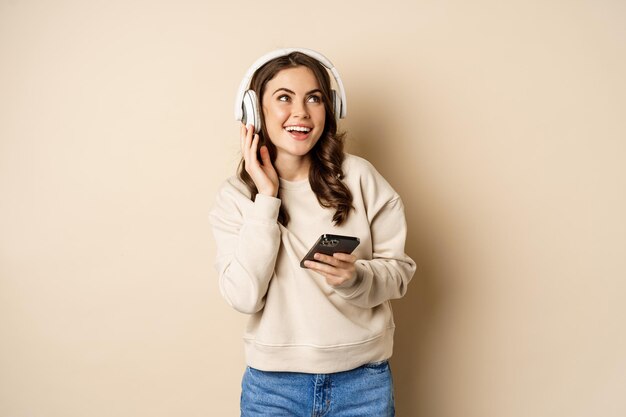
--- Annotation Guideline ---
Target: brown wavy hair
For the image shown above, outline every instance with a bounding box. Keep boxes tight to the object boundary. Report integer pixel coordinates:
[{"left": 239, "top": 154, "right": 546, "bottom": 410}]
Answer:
[{"left": 238, "top": 52, "right": 353, "bottom": 226}]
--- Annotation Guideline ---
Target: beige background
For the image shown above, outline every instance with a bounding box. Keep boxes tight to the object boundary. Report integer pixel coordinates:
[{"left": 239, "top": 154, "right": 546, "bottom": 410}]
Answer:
[{"left": 1, "top": 0, "right": 625, "bottom": 416}]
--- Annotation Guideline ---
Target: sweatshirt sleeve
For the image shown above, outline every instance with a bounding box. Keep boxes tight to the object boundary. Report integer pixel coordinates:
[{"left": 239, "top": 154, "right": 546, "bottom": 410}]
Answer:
[
  {"left": 209, "top": 181, "right": 282, "bottom": 314},
  {"left": 333, "top": 195, "right": 416, "bottom": 309}
]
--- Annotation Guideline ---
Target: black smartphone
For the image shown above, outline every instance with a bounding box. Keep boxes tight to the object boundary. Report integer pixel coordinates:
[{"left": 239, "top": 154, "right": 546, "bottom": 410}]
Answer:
[{"left": 300, "top": 234, "right": 360, "bottom": 268}]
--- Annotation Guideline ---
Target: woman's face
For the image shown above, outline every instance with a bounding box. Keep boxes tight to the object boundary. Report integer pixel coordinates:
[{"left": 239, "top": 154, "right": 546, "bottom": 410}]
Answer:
[{"left": 261, "top": 66, "right": 326, "bottom": 160}]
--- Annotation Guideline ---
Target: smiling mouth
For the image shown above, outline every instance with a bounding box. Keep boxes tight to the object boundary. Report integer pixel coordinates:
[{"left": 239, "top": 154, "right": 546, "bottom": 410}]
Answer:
[{"left": 284, "top": 126, "right": 312, "bottom": 133}]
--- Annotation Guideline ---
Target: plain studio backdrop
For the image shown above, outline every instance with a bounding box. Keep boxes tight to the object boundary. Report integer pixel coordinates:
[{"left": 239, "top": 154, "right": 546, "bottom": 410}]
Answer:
[{"left": 1, "top": 1, "right": 625, "bottom": 416}]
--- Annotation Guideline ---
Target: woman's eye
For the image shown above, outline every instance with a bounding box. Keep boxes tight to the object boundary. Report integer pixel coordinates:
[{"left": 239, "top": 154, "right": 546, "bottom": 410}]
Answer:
[
  {"left": 308, "top": 95, "right": 322, "bottom": 103},
  {"left": 278, "top": 95, "right": 290, "bottom": 102}
]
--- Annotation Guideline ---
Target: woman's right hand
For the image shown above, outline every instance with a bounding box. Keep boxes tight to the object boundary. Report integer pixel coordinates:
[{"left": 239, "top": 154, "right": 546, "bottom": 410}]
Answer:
[{"left": 241, "top": 124, "right": 279, "bottom": 197}]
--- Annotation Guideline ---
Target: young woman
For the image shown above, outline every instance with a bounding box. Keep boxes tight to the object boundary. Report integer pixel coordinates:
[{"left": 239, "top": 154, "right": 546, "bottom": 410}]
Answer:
[{"left": 210, "top": 48, "right": 416, "bottom": 416}]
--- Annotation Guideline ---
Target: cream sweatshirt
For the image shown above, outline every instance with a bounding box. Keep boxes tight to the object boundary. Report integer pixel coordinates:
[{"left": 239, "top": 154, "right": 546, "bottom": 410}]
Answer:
[{"left": 209, "top": 153, "right": 416, "bottom": 373}]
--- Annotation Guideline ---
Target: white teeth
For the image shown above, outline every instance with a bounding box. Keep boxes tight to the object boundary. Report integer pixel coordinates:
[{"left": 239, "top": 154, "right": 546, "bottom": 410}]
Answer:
[{"left": 285, "top": 126, "right": 311, "bottom": 133}]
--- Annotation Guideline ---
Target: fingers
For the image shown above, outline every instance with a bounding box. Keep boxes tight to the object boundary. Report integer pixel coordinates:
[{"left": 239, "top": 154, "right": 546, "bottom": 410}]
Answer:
[
  {"left": 241, "top": 124, "right": 258, "bottom": 169},
  {"left": 250, "top": 131, "right": 259, "bottom": 159},
  {"left": 303, "top": 252, "right": 357, "bottom": 286},
  {"left": 259, "top": 145, "right": 272, "bottom": 166},
  {"left": 240, "top": 124, "right": 279, "bottom": 197},
  {"left": 304, "top": 261, "right": 357, "bottom": 286},
  {"left": 330, "top": 252, "right": 357, "bottom": 263},
  {"left": 240, "top": 123, "right": 254, "bottom": 152},
  {"left": 312, "top": 252, "right": 357, "bottom": 267}
]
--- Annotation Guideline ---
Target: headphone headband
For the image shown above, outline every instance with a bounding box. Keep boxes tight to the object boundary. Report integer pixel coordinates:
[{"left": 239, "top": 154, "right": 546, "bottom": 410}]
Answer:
[{"left": 234, "top": 48, "right": 347, "bottom": 122}]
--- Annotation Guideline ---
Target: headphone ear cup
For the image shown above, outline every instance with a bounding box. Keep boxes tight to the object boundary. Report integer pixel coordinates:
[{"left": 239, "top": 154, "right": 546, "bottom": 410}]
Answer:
[
  {"left": 331, "top": 89, "right": 341, "bottom": 121},
  {"left": 242, "top": 90, "right": 261, "bottom": 132}
]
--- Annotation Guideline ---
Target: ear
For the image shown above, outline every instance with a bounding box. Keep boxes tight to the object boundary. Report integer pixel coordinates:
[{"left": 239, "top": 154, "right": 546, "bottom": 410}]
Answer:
[{"left": 242, "top": 90, "right": 261, "bottom": 132}]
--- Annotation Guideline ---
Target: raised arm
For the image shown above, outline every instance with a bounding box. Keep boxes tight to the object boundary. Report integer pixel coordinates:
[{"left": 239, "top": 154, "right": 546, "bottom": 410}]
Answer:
[{"left": 210, "top": 183, "right": 282, "bottom": 314}]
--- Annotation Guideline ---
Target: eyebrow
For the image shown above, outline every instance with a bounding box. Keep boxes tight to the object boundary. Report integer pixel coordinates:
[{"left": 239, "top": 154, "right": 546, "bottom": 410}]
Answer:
[{"left": 272, "top": 88, "right": 323, "bottom": 96}]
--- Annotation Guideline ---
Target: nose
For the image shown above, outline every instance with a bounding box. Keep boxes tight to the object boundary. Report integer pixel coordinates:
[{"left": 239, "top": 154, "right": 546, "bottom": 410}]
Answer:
[{"left": 292, "top": 99, "right": 310, "bottom": 118}]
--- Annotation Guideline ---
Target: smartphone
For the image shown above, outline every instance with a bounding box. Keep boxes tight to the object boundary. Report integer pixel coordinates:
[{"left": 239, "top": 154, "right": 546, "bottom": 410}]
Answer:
[{"left": 300, "top": 234, "right": 360, "bottom": 268}]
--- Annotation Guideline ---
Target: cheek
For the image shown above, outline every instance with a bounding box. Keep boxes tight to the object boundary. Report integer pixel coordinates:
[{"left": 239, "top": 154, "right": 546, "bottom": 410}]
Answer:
[
  {"left": 263, "top": 104, "right": 289, "bottom": 124},
  {"left": 315, "top": 109, "right": 326, "bottom": 127}
]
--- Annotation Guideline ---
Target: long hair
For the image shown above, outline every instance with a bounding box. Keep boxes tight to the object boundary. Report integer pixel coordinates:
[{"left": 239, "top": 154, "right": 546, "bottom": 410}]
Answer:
[{"left": 237, "top": 52, "right": 353, "bottom": 226}]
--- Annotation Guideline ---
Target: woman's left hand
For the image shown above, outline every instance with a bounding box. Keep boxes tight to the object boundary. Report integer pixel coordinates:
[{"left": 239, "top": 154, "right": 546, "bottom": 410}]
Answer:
[{"left": 304, "top": 252, "right": 358, "bottom": 287}]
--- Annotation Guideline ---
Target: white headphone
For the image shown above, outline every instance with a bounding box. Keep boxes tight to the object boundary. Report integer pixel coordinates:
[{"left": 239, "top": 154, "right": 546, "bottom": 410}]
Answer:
[{"left": 234, "top": 48, "right": 347, "bottom": 132}]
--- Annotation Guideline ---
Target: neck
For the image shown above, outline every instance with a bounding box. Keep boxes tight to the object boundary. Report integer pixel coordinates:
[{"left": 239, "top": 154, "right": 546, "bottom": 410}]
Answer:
[{"left": 275, "top": 154, "right": 311, "bottom": 182}]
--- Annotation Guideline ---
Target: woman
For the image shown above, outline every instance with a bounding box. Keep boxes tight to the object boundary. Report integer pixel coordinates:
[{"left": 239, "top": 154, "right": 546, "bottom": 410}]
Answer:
[{"left": 210, "top": 48, "right": 416, "bottom": 416}]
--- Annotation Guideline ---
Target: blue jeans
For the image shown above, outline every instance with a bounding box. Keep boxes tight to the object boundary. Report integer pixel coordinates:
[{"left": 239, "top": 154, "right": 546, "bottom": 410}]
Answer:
[{"left": 241, "top": 360, "right": 395, "bottom": 417}]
